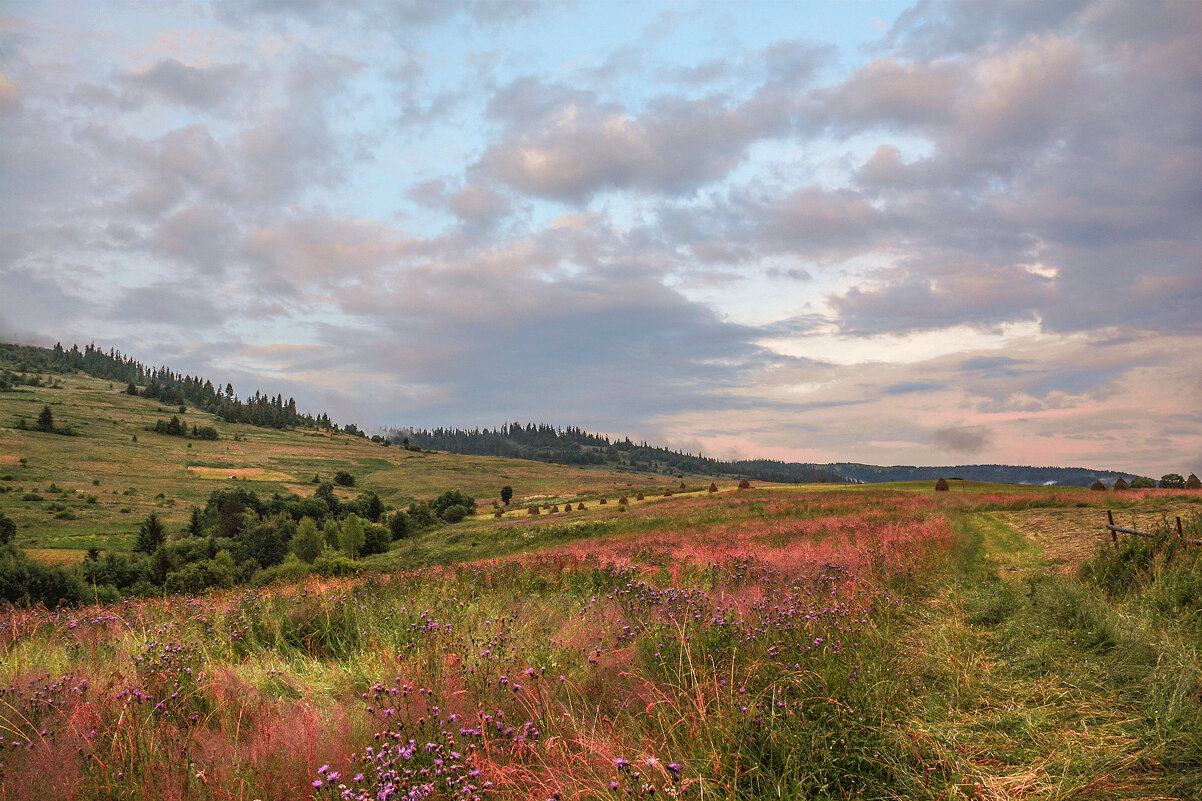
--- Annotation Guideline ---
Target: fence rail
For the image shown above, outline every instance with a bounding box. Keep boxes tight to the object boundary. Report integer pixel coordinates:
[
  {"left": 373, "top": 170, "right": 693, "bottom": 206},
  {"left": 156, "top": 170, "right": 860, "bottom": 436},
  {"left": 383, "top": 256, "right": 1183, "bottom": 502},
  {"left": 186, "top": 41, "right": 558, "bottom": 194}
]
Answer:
[{"left": 1104, "top": 510, "right": 1201, "bottom": 546}]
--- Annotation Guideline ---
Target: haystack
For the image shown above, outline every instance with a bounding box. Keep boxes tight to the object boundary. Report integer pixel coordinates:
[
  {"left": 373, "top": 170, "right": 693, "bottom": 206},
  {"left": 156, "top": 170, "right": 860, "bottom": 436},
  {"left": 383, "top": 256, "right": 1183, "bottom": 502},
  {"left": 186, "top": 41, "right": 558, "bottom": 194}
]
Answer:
[
  {"left": 738, "top": 479, "right": 751, "bottom": 490},
  {"left": 1113, "top": 477, "right": 1130, "bottom": 491},
  {"left": 934, "top": 477, "right": 949, "bottom": 492},
  {"left": 618, "top": 496, "right": 628, "bottom": 505},
  {"left": 577, "top": 503, "right": 586, "bottom": 511},
  {"left": 679, "top": 481, "right": 686, "bottom": 490},
  {"left": 599, "top": 498, "right": 607, "bottom": 505},
  {"left": 1186, "top": 473, "right": 1202, "bottom": 490},
  {"left": 635, "top": 492, "right": 644, "bottom": 501},
  {"left": 1090, "top": 480, "right": 1106, "bottom": 491},
  {"left": 550, "top": 505, "right": 559, "bottom": 513},
  {"left": 494, "top": 509, "right": 503, "bottom": 518},
  {"left": 663, "top": 489, "right": 673, "bottom": 497},
  {"left": 708, "top": 482, "right": 718, "bottom": 493},
  {"left": 528, "top": 506, "right": 540, "bottom": 516}
]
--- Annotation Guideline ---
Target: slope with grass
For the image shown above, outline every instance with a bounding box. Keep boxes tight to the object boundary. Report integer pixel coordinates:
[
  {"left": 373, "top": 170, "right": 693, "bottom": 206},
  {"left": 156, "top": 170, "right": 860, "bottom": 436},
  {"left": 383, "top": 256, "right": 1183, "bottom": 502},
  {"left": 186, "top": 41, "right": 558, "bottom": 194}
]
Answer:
[{"left": 0, "top": 369, "right": 667, "bottom": 561}]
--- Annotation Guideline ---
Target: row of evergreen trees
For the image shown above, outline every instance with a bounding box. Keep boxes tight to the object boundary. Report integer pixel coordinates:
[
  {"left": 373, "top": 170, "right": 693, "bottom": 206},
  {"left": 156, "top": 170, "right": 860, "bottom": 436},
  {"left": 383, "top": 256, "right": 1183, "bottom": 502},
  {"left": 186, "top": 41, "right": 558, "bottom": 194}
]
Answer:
[
  {"left": 393, "top": 423, "right": 846, "bottom": 484},
  {"left": 1, "top": 342, "right": 347, "bottom": 432}
]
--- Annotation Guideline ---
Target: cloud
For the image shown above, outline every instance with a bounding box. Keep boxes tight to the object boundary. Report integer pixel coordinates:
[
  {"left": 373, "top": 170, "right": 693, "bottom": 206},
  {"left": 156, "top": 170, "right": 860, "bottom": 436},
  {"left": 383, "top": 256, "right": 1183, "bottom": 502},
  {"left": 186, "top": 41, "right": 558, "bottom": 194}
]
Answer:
[
  {"left": 120, "top": 58, "right": 249, "bottom": 109},
  {"left": 477, "top": 43, "right": 830, "bottom": 201},
  {"left": 930, "top": 424, "right": 992, "bottom": 454}
]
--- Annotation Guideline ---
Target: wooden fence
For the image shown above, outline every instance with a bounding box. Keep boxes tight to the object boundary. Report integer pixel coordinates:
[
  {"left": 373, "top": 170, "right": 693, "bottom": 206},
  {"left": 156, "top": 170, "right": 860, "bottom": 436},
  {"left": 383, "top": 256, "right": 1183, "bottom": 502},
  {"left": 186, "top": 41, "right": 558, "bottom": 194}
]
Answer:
[{"left": 1104, "top": 510, "right": 1201, "bottom": 546}]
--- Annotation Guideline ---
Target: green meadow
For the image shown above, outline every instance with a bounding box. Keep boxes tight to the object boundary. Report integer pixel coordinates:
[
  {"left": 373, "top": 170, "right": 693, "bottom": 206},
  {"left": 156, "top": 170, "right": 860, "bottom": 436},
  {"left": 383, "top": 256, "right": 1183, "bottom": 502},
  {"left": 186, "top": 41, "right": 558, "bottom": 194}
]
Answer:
[{"left": 1, "top": 367, "right": 1200, "bottom": 800}]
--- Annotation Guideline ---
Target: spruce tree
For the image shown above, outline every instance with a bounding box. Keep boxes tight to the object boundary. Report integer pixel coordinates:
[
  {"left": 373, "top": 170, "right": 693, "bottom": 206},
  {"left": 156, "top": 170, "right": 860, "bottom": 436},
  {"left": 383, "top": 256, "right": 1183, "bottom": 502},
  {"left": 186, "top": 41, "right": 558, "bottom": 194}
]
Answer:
[
  {"left": 136, "top": 512, "right": 166, "bottom": 554},
  {"left": 37, "top": 405, "right": 54, "bottom": 433}
]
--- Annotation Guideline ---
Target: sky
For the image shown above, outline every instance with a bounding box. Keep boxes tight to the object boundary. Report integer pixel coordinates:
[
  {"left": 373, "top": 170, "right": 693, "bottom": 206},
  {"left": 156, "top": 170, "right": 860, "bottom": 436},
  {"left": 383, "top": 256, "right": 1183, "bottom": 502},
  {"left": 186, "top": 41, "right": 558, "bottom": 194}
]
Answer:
[{"left": 1, "top": 0, "right": 1199, "bottom": 477}]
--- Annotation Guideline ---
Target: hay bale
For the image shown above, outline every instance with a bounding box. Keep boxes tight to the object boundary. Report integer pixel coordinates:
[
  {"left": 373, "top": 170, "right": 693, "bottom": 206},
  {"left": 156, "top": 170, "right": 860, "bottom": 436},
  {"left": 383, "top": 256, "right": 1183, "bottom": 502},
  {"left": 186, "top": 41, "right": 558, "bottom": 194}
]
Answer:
[
  {"left": 550, "top": 505, "right": 559, "bottom": 513},
  {"left": 663, "top": 489, "right": 673, "bottom": 497},
  {"left": 708, "top": 482, "right": 718, "bottom": 493},
  {"left": 679, "top": 481, "right": 686, "bottom": 490},
  {"left": 1113, "top": 477, "right": 1130, "bottom": 491},
  {"left": 635, "top": 492, "right": 644, "bottom": 501},
  {"left": 737, "top": 479, "right": 751, "bottom": 490},
  {"left": 561, "top": 503, "right": 572, "bottom": 513},
  {"left": 1186, "top": 473, "right": 1202, "bottom": 490},
  {"left": 528, "top": 506, "right": 540, "bottom": 516},
  {"left": 599, "top": 498, "right": 607, "bottom": 505},
  {"left": 577, "top": 503, "right": 585, "bottom": 511},
  {"left": 1090, "top": 480, "right": 1106, "bottom": 491},
  {"left": 934, "top": 477, "right": 949, "bottom": 492},
  {"left": 618, "top": 496, "right": 628, "bottom": 505}
]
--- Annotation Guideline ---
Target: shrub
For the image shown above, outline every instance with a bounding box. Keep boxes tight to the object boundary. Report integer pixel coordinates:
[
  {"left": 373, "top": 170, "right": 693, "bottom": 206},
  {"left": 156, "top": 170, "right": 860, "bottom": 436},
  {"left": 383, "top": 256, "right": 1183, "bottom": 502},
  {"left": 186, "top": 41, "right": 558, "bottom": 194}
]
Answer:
[
  {"left": 1160, "top": 474, "right": 1186, "bottom": 489},
  {"left": 354, "top": 490, "right": 385, "bottom": 523},
  {"left": 432, "top": 489, "right": 476, "bottom": 518},
  {"left": 312, "top": 551, "right": 362, "bottom": 577},
  {"left": 407, "top": 501, "right": 436, "bottom": 529},
  {"left": 333, "top": 470, "right": 356, "bottom": 487},
  {"left": 0, "top": 513, "right": 14, "bottom": 545},
  {"left": 389, "top": 510, "right": 412, "bottom": 540},
  {"left": 440, "top": 504, "right": 469, "bottom": 524},
  {"left": 0, "top": 546, "right": 85, "bottom": 608},
  {"left": 361, "top": 523, "right": 390, "bottom": 556},
  {"left": 500, "top": 485, "right": 513, "bottom": 505}
]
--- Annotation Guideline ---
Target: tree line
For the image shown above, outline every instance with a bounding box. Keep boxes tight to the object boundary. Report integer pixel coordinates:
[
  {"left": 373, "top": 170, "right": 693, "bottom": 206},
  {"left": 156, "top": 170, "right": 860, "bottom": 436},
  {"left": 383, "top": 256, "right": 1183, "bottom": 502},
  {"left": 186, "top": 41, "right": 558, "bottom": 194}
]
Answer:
[
  {"left": 1, "top": 341, "right": 352, "bottom": 433},
  {"left": 391, "top": 423, "right": 847, "bottom": 484}
]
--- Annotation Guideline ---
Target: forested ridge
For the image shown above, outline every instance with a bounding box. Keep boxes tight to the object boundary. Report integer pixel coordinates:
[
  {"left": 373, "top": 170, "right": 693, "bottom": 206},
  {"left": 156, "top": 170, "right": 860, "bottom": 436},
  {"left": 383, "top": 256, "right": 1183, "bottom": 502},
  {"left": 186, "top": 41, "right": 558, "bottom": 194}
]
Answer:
[
  {"left": 0, "top": 341, "right": 354, "bottom": 433},
  {"left": 392, "top": 423, "right": 848, "bottom": 484}
]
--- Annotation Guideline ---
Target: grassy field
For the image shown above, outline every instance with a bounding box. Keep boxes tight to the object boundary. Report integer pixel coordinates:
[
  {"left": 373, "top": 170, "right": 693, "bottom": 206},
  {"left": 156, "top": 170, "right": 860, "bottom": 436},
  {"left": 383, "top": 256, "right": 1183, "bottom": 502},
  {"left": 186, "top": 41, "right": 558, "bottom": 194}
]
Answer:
[
  {"left": 2, "top": 369, "right": 1201, "bottom": 799},
  {"left": 0, "top": 371, "right": 669, "bottom": 561}
]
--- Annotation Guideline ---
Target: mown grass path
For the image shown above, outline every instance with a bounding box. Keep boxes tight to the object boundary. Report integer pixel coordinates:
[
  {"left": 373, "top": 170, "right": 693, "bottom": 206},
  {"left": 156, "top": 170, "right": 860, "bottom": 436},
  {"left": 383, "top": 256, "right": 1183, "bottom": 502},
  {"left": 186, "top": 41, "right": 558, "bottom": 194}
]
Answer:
[{"left": 889, "top": 511, "right": 1201, "bottom": 800}]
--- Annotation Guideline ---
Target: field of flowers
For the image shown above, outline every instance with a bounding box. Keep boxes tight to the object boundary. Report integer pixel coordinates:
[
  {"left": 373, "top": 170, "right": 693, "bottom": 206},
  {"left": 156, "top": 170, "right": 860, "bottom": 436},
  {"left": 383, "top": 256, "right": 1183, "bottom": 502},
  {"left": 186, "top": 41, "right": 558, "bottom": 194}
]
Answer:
[
  {"left": 0, "top": 487, "right": 963, "bottom": 799},
  {"left": 3, "top": 485, "right": 1199, "bottom": 799}
]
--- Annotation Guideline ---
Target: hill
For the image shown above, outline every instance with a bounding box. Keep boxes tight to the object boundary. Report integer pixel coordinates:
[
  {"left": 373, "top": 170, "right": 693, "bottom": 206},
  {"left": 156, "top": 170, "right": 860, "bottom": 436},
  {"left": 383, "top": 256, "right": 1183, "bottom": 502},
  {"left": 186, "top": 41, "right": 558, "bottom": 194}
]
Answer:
[
  {"left": 0, "top": 362, "right": 668, "bottom": 571},
  {"left": 392, "top": 423, "right": 848, "bottom": 484}
]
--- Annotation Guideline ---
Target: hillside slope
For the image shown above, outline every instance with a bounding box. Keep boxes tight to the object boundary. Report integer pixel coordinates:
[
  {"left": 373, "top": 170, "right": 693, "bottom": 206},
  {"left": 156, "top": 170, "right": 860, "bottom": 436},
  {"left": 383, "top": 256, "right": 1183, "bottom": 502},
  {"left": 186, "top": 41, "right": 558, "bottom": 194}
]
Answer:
[{"left": 0, "top": 368, "right": 665, "bottom": 560}]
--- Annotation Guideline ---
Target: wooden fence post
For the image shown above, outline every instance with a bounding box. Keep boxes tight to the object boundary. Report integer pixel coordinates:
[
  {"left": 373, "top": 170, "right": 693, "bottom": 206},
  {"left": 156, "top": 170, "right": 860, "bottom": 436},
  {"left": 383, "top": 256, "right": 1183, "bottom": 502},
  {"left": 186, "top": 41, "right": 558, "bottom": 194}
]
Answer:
[
  {"left": 1178, "top": 517, "right": 1184, "bottom": 538},
  {"left": 1108, "top": 510, "right": 1116, "bottom": 547}
]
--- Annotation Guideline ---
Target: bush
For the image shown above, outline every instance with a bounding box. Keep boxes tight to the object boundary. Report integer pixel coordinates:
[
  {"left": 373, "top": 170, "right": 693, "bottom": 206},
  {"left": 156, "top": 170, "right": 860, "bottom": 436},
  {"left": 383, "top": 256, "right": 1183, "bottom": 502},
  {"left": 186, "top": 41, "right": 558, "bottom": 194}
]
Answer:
[
  {"left": 440, "top": 504, "right": 469, "bottom": 524},
  {"left": 312, "top": 551, "right": 363, "bottom": 577},
  {"left": 432, "top": 489, "right": 475, "bottom": 518},
  {"left": 407, "top": 501, "right": 436, "bottom": 529},
  {"left": 389, "top": 510, "right": 412, "bottom": 540},
  {"left": 163, "top": 552, "right": 240, "bottom": 595},
  {"left": 362, "top": 523, "right": 390, "bottom": 556},
  {"left": 333, "top": 470, "right": 356, "bottom": 487},
  {"left": 0, "top": 546, "right": 85, "bottom": 608}
]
